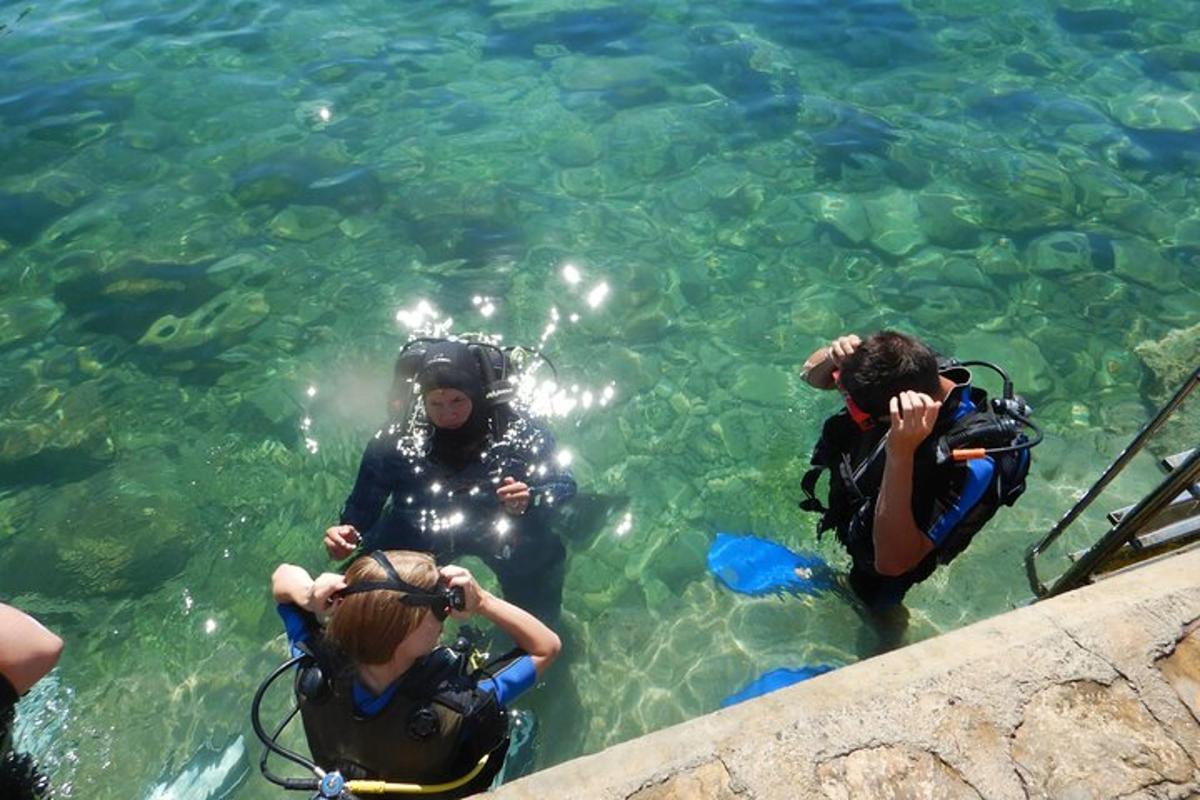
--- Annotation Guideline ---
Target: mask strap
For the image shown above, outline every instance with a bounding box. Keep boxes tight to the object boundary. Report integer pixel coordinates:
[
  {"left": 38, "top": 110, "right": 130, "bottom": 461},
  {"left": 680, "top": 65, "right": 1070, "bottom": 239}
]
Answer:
[{"left": 335, "top": 552, "right": 442, "bottom": 607}]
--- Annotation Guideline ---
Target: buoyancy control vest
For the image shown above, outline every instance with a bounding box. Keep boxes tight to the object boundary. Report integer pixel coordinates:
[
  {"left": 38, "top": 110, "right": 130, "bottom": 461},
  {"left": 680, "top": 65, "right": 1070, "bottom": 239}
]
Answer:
[
  {"left": 799, "top": 364, "right": 1031, "bottom": 571},
  {"left": 295, "top": 642, "right": 510, "bottom": 798}
]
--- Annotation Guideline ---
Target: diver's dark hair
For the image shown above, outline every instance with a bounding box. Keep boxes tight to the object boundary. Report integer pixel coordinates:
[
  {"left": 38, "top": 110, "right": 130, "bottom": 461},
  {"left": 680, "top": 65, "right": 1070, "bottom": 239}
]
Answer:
[{"left": 839, "top": 330, "right": 940, "bottom": 417}]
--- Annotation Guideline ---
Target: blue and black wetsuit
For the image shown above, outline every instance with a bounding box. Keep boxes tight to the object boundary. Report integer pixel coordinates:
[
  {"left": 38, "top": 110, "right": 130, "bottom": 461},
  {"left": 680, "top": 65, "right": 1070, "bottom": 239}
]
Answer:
[
  {"left": 340, "top": 411, "right": 576, "bottom": 624},
  {"left": 805, "top": 366, "right": 1029, "bottom": 609}
]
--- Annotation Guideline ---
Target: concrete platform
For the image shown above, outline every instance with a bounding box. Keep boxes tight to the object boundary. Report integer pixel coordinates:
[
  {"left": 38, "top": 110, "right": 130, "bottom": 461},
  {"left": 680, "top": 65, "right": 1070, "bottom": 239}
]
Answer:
[{"left": 491, "top": 547, "right": 1200, "bottom": 800}]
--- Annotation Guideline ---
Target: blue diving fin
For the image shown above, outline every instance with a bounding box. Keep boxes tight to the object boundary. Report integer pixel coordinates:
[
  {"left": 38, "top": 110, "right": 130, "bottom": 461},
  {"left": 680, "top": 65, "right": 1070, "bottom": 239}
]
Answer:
[
  {"left": 720, "top": 666, "right": 835, "bottom": 708},
  {"left": 706, "top": 532, "right": 836, "bottom": 597}
]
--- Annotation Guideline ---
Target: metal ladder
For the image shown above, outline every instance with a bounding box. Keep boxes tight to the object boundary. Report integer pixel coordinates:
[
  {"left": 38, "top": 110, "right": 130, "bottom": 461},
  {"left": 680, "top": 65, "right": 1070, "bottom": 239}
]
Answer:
[{"left": 1025, "top": 366, "right": 1200, "bottom": 599}]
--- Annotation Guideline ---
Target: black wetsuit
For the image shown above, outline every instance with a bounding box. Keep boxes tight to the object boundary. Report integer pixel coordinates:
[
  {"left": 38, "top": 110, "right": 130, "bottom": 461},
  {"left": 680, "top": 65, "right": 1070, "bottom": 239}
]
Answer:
[
  {"left": 340, "top": 411, "right": 576, "bottom": 624},
  {"left": 804, "top": 368, "right": 1029, "bottom": 609},
  {"left": 0, "top": 675, "right": 49, "bottom": 800}
]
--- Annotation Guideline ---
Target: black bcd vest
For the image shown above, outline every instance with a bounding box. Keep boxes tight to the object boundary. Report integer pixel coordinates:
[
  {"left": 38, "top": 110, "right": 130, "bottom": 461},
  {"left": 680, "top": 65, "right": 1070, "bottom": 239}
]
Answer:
[
  {"left": 800, "top": 374, "right": 1030, "bottom": 571},
  {"left": 295, "top": 641, "right": 510, "bottom": 799}
]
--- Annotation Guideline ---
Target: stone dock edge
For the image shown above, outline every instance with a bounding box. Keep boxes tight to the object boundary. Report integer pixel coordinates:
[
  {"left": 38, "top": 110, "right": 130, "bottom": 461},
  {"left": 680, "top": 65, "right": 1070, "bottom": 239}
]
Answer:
[{"left": 490, "top": 546, "right": 1200, "bottom": 799}]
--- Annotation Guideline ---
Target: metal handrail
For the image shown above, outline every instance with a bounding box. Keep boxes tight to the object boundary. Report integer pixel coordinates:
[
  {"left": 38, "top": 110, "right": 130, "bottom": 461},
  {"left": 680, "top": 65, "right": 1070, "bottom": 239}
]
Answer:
[
  {"left": 1046, "top": 447, "right": 1200, "bottom": 596},
  {"left": 1025, "top": 366, "right": 1200, "bottom": 597}
]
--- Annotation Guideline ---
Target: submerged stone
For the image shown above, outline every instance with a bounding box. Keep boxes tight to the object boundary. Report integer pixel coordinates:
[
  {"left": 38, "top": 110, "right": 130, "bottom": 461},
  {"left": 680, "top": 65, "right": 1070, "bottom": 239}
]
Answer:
[
  {"left": 1111, "top": 237, "right": 1179, "bottom": 288},
  {"left": 233, "top": 160, "right": 384, "bottom": 212},
  {"left": 1055, "top": 7, "right": 1134, "bottom": 35},
  {"left": 666, "top": 175, "right": 710, "bottom": 212},
  {"left": 232, "top": 159, "right": 319, "bottom": 208},
  {"left": 54, "top": 258, "right": 221, "bottom": 342},
  {"left": 621, "top": 308, "right": 670, "bottom": 344},
  {"left": 547, "top": 129, "right": 602, "bottom": 167},
  {"left": 806, "top": 192, "right": 870, "bottom": 245},
  {"left": 863, "top": 189, "right": 925, "bottom": 257},
  {"left": 1110, "top": 91, "right": 1200, "bottom": 132},
  {"left": 484, "top": 7, "right": 648, "bottom": 58},
  {"left": 1025, "top": 231, "right": 1094, "bottom": 276},
  {"left": 1174, "top": 215, "right": 1200, "bottom": 248},
  {"left": 731, "top": 364, "right": 794, "bottom": 407},
  {"left": 0, "top": 381, "right": 115, "bottom": 486},
  {"left": 976, "top": 237, "right": 1024, "bottom": 279},
  {"left": 0, "top": 297, "right": 64, "bottom": 346},
  {"left": 407, "top": 215, "right": 525, "bottom": 268},
  {"left": 0, "top": 191, "right": 75, "bottom": 247},
  {"left": 554, "top": 55, "right": 665, "bottom": 92},
  {"left": 674, "top": 259, "right": 710, "bottom": 306},
  {"left": 139, "top": 290, "right": 269, "bottom": 352},
  {"left": 917, "top": 192, "right": 982, "bottom": 249},
  {"left": 994, "top": 152, "right": 1074, "bottom": 205},
  {"left": 953, "top": 330, "right": 1053, "bottom": 394},
  {"left": 558, "top": 166, "right": 608, "bottom": 199},
  {"left": 268, "top": 205, "right": 342, "bottom": 242}
]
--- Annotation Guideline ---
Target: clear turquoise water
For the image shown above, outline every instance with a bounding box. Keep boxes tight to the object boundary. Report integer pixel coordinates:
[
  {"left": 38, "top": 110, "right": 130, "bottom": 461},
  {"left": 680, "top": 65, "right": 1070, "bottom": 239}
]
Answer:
[{"left": 2, "top": 0, "right": 1198, "bottom": 796}]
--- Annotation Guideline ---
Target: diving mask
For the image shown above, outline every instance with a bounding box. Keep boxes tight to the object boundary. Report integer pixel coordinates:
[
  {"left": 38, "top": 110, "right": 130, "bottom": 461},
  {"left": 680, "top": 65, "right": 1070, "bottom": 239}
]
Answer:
[{"left": 833, "top": 370, "right": 877, "bottom": 432}]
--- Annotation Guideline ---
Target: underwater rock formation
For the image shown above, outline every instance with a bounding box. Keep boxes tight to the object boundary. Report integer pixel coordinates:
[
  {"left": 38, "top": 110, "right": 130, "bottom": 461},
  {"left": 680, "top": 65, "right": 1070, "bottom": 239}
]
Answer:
[
  {"left": 138, "top": 290, "right": 269, "bottom": 353},
  {"left": 0, "top": 379, "right": 115, "bottom": 486},
  {"left": 0, "top": 191, "right": 80, "bottom": 248},
  {"left": 232, "top": 160, "right": 384, "bottom": 213}
]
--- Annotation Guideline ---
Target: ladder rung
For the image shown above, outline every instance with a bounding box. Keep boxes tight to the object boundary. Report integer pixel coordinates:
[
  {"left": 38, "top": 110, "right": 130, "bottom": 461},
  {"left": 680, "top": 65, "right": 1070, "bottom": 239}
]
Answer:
[
  {"left": 1069, "top": 514, "right": 1200, "bottom": 565},
  {"left": 1106, "top": 491, "right": 1200, "bottom": 526},
  {"left": 1161, "top": 449, "right": 1197, "bottom": 473}
]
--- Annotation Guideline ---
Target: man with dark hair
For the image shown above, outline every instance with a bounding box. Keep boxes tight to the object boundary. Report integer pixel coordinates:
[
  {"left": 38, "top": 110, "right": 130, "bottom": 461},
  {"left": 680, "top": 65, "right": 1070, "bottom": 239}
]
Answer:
[{"left": 800, "top": 331, "right": 1030, "bottom": 621}]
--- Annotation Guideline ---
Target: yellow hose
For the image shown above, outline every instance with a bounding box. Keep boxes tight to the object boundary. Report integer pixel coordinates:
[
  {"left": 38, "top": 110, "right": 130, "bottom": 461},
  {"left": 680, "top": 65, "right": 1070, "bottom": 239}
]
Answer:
[{"left": 344, "top": 754, "right": 490, "bottom": 795}]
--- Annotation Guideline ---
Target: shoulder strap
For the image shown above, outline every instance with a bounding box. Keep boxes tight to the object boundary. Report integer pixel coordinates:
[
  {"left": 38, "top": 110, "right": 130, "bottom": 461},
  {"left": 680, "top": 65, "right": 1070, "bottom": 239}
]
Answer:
[{"left": 799, "top": 466, "right": 827, "bottom": 513}]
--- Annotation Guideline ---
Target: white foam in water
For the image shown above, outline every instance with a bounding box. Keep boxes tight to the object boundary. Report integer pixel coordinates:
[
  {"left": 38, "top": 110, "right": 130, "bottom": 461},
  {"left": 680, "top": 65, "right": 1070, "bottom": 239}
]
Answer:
[
  {"left": 144, "top": 736, "right": 247, "bottom": 800},
  {"left": 12, "top": 672, "right": 69, "bottom": 754}
]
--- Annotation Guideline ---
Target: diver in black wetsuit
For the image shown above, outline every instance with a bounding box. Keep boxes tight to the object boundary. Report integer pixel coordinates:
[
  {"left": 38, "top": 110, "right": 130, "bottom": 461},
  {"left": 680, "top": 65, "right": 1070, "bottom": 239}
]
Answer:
[
  {"left": 0, "top": 604, "right": 62, "bottom": 800},
  {"left": 324, "top": 339, "right": 576, "bottom": 624},
  {"left": 799, "top": 331, "right": 1034, "bottom": 618}
]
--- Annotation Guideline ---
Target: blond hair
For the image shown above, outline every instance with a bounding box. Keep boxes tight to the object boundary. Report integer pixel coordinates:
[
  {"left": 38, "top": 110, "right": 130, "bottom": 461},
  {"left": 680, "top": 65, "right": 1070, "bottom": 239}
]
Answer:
[{"left": 326, "top": 550, "right": 439, "bottom": 664}]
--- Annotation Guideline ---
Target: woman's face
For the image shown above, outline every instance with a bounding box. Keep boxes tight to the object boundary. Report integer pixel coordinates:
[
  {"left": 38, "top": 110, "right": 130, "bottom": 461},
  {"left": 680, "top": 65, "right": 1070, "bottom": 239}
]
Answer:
[{"left": 424, "top": 388, "right": 473, "bottom": 429}]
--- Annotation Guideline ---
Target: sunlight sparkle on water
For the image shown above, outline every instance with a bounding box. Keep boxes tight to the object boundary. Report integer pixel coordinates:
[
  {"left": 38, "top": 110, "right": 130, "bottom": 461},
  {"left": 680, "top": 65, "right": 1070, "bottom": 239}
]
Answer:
[
  {"left": 561, "top": 263, "right": 582, "bottom": 285},
  {"left": 471, "top": 295, "right": 497, "bottom": 318},
  {"left": 204, "top": 619, "right": 217, "bottom": 634},
  {"left": 586, "top": 282, "right": 609, "bottom": 308},
  {"left": 519, "top": 375, "right": 618, "bottom": 419},
  {"left": 614, "top": 512, "right": 633, "bottom": 538},
  {"left": 396, "top": 299, "right": 452, "bottom": 335},
  {"left": 318, "top": 106, "right": 331, "bottom": 122}
]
